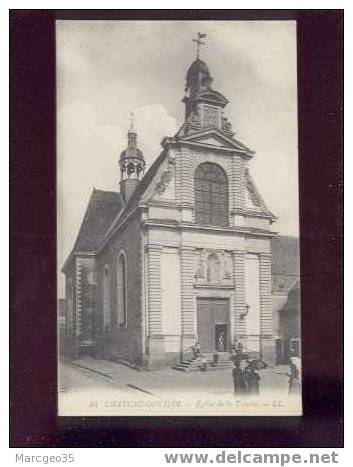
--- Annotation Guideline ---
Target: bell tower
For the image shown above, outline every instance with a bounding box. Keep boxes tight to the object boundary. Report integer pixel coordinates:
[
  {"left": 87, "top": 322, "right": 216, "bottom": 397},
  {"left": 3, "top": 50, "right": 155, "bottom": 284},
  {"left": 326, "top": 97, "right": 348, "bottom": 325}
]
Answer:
[
  {"left": 180, "top": 33, "right": 234, "bottom": 138},
  {"left": 119, "top": 114, "right": 146, "bottom": 202}
]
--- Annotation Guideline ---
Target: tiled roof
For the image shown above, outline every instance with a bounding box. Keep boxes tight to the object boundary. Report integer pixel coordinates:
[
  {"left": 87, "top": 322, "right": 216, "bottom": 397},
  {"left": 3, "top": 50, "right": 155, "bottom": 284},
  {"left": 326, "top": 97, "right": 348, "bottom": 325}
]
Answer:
[{"left": 72, "top": 189, "right": 124, "bottom": 253}]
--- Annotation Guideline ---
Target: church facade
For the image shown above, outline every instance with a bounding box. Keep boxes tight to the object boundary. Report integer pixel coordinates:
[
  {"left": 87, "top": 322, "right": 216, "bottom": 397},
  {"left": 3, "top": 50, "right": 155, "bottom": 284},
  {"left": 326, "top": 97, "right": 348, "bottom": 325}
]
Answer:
[{"left": 62, "top": 51, "right": 278, "bottom": 369}]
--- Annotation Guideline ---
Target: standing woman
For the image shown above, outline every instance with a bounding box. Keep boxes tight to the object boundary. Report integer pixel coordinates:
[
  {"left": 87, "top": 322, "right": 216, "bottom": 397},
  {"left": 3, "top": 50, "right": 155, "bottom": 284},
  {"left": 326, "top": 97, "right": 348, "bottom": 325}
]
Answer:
[
  {"left": 288, "top": 364, "right": 301, "bottom": 395},
  {"left": 218, "top": 331, "right": 225, "bottom": 352}
]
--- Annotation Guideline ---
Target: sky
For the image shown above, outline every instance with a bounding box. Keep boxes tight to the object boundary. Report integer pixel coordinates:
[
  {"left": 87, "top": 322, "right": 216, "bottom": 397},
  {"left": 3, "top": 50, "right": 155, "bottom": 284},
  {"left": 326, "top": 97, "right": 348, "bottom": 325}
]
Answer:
[{"left": 57, "top": 20, "right": 299, "bottom": 297}]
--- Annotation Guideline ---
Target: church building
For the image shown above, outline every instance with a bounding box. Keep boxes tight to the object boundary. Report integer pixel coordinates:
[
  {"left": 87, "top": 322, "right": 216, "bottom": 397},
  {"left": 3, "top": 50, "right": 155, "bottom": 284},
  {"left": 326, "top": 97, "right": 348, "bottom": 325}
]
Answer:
[{"left": 62, "top": 40, "right": 278, "bottom": 369}]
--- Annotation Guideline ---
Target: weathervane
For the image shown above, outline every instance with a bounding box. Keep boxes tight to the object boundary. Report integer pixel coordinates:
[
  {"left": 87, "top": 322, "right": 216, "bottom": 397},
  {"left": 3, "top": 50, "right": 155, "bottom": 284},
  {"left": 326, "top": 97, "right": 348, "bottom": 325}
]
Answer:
[{"left": 193, "top": 32, "right": 207, "bottom": 59}]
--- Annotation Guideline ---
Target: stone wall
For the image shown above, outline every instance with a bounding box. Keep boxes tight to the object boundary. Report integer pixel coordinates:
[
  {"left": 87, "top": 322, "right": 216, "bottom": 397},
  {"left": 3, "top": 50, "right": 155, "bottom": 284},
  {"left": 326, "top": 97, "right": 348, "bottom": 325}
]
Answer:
[
  {"left": 97, "top": 211, "right": 144, "bottom": 366},
  {"left": 145, "top": 222, "right": 275, "bottom": 366},
  {"left": 76, "top": 256, "right": 97, "bottom": 343},
  {"left": 63, "top": 260, "right": 79, "bottom": 357}
]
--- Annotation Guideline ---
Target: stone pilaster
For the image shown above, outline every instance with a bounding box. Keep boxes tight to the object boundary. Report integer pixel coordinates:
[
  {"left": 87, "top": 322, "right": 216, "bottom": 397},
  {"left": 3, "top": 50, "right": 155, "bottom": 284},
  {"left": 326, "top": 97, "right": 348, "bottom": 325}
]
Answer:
[
  {"left": 232, "top": 250, "right": 247, "bottom": 343},
  {"left": 259, "top": 252, "right": 275, "bottom": 363},
  {"left": 146, "top": 245, "right": 165, "bottom": 367},
  {"left": 146, "top": 245, "right": 163, "bottom": 335},
  {"left": 180, "top": 246, "right": 196, "bottom": 359}
]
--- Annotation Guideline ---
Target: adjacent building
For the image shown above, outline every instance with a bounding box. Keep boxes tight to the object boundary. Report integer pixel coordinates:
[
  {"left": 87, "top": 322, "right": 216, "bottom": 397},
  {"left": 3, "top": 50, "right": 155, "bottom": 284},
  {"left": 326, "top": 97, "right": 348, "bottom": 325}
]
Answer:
[{"left": 271, "top": 236, "right": 301, "bottom": 364}]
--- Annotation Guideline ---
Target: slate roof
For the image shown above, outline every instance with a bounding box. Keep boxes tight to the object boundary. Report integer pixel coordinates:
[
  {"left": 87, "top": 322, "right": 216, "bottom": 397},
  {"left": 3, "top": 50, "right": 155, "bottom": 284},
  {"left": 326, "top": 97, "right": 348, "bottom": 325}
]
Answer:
[
  {"left": 71, "top": 189, "right": 124, "bottom": 254},
  {"left": 271, "top": 236, "right": 300, "bottom": 276},
  {"left": 271, "top": 235, "right": 300, "bottom": 294},
  {"left": 280, "top": 281, "right": 300, "bottom": 313},
  {"left": 186, "top": 58, "right": 211, "bottom": 83},
  {"left": 120, "top": 146, "right": 145, "bottom": 162},
  {"left": 63, "top": 150, "right": 167, "bottom": 272}
]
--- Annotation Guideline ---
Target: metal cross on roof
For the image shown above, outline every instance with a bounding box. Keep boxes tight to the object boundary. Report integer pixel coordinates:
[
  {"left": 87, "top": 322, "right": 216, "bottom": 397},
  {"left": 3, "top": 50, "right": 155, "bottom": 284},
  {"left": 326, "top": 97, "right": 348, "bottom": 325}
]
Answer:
[{"left": 193, "top": 32, "right": 207, "bottom": 59}]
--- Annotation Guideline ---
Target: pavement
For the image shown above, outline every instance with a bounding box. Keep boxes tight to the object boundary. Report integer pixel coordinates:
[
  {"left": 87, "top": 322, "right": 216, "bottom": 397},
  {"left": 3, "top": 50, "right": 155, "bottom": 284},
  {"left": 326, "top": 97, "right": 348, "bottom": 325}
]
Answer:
[{"left": 59, "top": 356, "right": 290, "bottom": 398}]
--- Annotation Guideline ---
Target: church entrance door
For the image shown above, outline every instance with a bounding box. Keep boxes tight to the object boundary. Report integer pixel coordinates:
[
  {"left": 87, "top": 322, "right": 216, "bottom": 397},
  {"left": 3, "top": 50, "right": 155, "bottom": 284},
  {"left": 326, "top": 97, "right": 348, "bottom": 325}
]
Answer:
[{"left": 196, "top": 298, "right": 230, "bottom": 352}]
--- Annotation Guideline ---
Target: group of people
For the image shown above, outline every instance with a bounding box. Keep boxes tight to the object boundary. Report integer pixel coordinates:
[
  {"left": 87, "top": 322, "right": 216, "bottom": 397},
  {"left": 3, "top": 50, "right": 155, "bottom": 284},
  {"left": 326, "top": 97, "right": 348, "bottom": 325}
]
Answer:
[
  {"left": 191, "top": 339, "right": 301, "bottom": 396},
  {"left": 230, "top": 342, "right": 262, "bottom": 396},
  {"left": 232, "top": 361, "right": 261, "bottom": 396}
]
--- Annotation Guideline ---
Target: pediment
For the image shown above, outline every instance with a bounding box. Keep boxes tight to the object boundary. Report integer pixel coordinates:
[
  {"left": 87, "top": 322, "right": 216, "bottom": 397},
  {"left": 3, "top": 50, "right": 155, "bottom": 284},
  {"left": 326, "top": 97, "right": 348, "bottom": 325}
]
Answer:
[
  {"left": 180, "top": 129, "right": 253, "bottom": 154},
  {"left": 194, "top": 135, "right": 230, "bottom": 148}
]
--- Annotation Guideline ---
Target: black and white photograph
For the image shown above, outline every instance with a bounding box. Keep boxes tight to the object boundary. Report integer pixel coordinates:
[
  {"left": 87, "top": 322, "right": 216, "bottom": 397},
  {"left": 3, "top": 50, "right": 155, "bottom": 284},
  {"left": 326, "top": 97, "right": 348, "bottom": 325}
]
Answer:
[{"left": 56, "top": 20, "right": 302, "bottom": 416}]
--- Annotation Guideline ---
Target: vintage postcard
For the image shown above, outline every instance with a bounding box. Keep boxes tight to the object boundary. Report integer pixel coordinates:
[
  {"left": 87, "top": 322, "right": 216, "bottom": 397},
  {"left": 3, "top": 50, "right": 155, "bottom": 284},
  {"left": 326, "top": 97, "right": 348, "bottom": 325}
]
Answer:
[{"left": 57, "top": 20, "right": 301, "bottom": 416}]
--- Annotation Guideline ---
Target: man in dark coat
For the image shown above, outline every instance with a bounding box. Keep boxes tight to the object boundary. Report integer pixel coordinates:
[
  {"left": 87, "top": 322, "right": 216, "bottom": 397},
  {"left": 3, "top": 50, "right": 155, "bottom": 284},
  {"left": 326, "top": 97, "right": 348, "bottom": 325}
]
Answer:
[
  {"left": 232, "top": 361, "right": 246, "bottom": 395},
  {"left": 245, "top": 366, "right": 261, "bottom": 395}
]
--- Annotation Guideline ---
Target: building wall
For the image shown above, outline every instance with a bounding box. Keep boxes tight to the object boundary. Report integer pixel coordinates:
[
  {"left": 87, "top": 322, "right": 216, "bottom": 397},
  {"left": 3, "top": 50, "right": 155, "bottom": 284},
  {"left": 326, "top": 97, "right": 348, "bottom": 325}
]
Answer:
[
  {"left": 271, "top": 236, "right": 300, "bottom": 362},
  {"left": 272, "top": 293, "right": 289, "bottom": 338},
  {"left": 64, "top": 256, "right": 98, "bottom": 354},
  {"left": 144, "top": 228, "right": 274, "bottom": 366},
  {"left": 244, "top": 253, "right": 261, "bottom": 353},
  {"left": 63, "top": 259, "right": 79, "bottom": 356},
  {"left": 143, "top": 243, "right": 183, "bottom": 368},
  {"left": 97, "top": 211, "right": 144, "bottom": 366},
  {"left": 161, "top": 247, "right": 182, "bottom": 346},
  {"left": 76, "top": 256, "right": 97, "bottom": 343},
  {"left": 142, "top": 142, "right": 275, "bottom": 366},
  {"left": 64, "top": 260, "right": 76, "bottom": 336}
]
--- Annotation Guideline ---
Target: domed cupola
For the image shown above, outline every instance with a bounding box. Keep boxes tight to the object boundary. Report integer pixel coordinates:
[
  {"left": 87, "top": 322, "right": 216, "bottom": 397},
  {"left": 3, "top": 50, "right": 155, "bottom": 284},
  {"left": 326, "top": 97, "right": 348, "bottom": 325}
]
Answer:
[
  {"left": 185, "top": 58, "right": 213, "bottom": 98},
  {"left": 119, "top": 114, "right": 145, "bottom": 202}
]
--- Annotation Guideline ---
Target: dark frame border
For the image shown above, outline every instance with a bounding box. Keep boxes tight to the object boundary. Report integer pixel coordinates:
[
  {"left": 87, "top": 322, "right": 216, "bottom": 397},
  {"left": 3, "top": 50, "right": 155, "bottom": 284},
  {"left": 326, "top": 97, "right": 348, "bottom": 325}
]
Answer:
[{"left": 10, "top": 9, "right": 343, "bottom": 447}]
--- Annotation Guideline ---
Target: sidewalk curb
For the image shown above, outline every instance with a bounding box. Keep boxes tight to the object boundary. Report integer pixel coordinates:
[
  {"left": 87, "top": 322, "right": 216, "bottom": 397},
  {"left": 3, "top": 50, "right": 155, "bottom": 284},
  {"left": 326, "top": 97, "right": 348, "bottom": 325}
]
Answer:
[{"left": 68, "top": 361, "right": 114, "bottom": 379}]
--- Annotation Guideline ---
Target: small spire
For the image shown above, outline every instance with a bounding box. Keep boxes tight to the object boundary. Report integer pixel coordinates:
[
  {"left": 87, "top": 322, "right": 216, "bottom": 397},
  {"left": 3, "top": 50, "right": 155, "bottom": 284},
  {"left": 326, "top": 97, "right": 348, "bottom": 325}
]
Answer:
[
  {"left": 129, "top": 111, "right": 135, "bottom": 133},
  {"left": 127, "top": 112, "right": 137, "bottom": 149},
  {"left": 119, "top": 113, "right": 145, "bottom": 201},
  {"left": 192, "top": 32, "right": 207, "bottom": 59}
]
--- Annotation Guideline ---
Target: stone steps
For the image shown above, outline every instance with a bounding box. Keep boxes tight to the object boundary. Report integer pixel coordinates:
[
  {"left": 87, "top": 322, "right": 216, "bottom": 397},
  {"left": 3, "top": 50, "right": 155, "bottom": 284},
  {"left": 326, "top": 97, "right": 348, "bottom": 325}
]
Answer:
[{"left": 172, "top": 353, "right": 234, "bottom": 372}]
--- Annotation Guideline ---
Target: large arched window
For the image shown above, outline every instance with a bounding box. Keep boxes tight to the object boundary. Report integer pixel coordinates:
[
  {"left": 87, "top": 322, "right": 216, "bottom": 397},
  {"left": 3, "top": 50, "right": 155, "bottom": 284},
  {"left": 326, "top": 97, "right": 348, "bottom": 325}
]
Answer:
[
  {"left": 117, "top": 251, "right": 127, "bottom": 329},
  {"left": 194, "top": 162, "right": 229, "bottom": 226}
]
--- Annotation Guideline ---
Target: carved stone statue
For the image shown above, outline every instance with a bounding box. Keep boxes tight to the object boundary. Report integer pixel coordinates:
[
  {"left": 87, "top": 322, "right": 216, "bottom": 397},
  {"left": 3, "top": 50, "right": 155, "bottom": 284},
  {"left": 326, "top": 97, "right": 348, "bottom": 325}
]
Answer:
[
  {"left": 194, "top": 249, "right": 233, "bottom": 285},
  {"left": 207, "top": 252, "right": 222, "bottom": 282}
]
